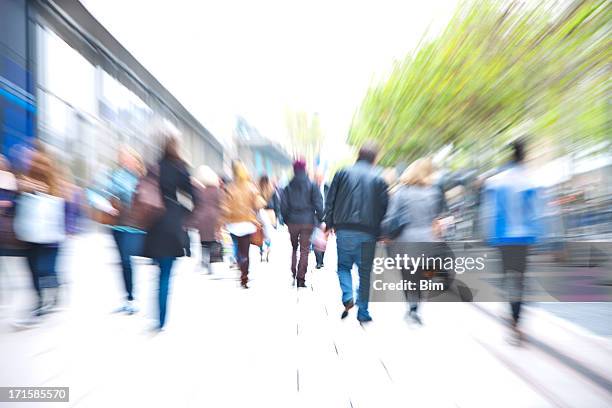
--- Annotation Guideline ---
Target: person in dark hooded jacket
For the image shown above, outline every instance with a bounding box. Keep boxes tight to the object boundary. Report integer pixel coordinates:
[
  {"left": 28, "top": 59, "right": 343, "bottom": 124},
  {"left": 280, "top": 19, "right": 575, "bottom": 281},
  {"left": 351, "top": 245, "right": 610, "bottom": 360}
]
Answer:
[{"left": 281, "top": 159, "right": 323, "bottom": 287}]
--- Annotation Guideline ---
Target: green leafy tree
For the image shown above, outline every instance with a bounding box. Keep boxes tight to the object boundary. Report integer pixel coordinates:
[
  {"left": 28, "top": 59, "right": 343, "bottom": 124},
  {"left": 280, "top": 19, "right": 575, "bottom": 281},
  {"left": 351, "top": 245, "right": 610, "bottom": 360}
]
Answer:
[
  {"left": 349, "top": 0, "right": 611, "bottom": 168},
  {"left": 285, "top": 109, "right": 323, "bottom": 170}
]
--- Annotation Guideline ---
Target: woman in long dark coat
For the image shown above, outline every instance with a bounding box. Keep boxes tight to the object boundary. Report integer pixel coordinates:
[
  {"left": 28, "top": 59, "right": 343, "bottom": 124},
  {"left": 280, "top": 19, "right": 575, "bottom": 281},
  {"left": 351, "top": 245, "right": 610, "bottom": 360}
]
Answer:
[{"left": 143, "top": 136, "right": 196, "bottom": 330}]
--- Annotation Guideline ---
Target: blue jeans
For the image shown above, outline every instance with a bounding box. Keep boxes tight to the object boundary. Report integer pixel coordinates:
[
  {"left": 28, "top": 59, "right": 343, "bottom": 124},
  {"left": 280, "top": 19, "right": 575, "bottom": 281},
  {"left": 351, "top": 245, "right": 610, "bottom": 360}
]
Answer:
[
  {"left": 25, "top": 244, "right": 60, "bottom": 308},
  {"left": 154, "top": 257, "right": 176, "bottom": 328},
  {"left": 335, "top": 229, "right": 376, "bottom": 318},
  {"left": 112, "top": 230, "right": 145, "bottom": 301}
]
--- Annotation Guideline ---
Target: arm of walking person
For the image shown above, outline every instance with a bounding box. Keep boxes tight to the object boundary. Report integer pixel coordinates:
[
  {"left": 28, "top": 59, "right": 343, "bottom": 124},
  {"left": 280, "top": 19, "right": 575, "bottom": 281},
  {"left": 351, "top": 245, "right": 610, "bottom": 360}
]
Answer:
[
  {"left": 279, "top": 185, "right": 289, "bottom": 224},
  {"left": 323, "top": 171, "right": 341, "bottom": 231},
  {"left": 312, "top": 181, "right": 324, "bottom": 225}
]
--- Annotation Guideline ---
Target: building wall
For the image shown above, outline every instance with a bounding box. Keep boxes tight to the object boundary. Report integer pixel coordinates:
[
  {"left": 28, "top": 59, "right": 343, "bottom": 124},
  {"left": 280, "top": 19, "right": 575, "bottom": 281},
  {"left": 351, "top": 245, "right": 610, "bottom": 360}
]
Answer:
[
  {"left": 1, "top": 0, "right": 223, "bottom": 183},
  {"left": 0, "top": 0, "right": 36, "bottom": 167}
]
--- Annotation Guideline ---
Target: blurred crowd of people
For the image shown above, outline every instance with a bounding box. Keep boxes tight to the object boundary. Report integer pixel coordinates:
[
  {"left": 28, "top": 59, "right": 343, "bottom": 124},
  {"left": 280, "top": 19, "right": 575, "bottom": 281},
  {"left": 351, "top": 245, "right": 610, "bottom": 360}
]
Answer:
[{"left": 0, "top": 134, "right": 584, "bottom": 345}]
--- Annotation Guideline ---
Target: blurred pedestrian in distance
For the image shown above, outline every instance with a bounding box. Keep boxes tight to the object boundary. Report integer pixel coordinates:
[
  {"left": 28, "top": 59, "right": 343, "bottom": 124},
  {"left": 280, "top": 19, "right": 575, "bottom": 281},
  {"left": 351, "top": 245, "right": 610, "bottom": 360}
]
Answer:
[
  {"left": 382, "top": 157, "right": 443, "bottom": 324},
  {"left": 280, "top": 159, "right": 323, "bottom": 287},
  {"left": 480, "top": 138, "right": 543, "bottom": 345},
  {"left": 313, "top": 170, "right": 329, "bottom": 269},
  {"left": 58, "top": 165, "right": 85, "bottom": 236},
  {"left": 324, "top": 142, "right": 389, "bottom": 321},
  {"left": 143, "top": 135, "right": 197, "bottom": 330},
  {"left": 221, "top": 160, "right": 265, "bottom": 288},
  {"left": 189, "top": 165, "right": 223, "bottom": 274},
  {"left": 258, "top": 174, "right": 280, "bottom": 262},
  {"left": 381, "top": 167, "right": 399, "bottom": 191},
  {"left": 14, "top": 146, "right": 65, "bottom": 325},
  {"left": 108, "top": 146, "right": 146, "bottom": 315},
  {"left": 0, "top": 154, "right": 20, "bottom": 255}
]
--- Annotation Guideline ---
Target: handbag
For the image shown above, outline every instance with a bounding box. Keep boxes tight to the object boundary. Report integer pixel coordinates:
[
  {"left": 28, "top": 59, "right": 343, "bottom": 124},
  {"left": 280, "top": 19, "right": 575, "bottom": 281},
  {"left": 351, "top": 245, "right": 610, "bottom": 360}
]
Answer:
[
  {"left": 14, "top": 192, "right": 66, "bottom": 244},
  {"left": 128, "top": 172, "right": 165, "bottom": 230},
  {"left": 250, "top": 226, "right": 264, "bottom": 247}
]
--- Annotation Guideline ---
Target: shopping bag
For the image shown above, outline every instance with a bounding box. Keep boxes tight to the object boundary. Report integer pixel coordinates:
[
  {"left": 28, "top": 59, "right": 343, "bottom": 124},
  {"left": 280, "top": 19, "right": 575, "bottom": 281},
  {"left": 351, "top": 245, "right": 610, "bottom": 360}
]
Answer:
[
  {"left": 14, "top": 192, "right": 66, "bottom": 244},
  {"left": 311, "top": 227, "right": 328, "bottom": 252}
]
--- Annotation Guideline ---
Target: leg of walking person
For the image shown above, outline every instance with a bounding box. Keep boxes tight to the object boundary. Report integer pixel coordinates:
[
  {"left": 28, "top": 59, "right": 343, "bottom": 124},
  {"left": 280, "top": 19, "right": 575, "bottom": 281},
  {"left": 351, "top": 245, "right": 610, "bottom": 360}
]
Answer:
[
  {"left": 201, "top": 241, "right": 211, "bottom": 272},
  {"left": 156, "top": 256, "right": 176, "bottom": 329},
  {"left": 500, "top": 245, "right": 528, "bottom": 344},
  {"left": 25, "top": 244, "right": 43, "bottom": 312},
  {"left": 296, "top": 225, "right": 313, "bottom": 287},
  {"left": 232, "top": 234, "right": 251, "bottom": 288},
  {"left": 354, "top": 232, "right": 376, "bottom": 322},
  {"left": 314, "top": 249, "right": 325, "bottom": 268},
  {"left": 40, "top": 245, "right": 60, "bottom": 309},
  {"left": 335, "top": 230, "right": 356, "bottom": 318},
  {"left": 112, "top": 230, "right": 143, "bottom": 313},
  {"left": 402, "top": 266, "right": 423, "bottom": 324},
  {"left": 231, "top": 234, "right": 239, "bottom": 268},
  {"left": 287, "top": 224, "right": 300, "bottom": 280},
  {"left": 114, "top": 230, "right": 133, "bottom": 303}
]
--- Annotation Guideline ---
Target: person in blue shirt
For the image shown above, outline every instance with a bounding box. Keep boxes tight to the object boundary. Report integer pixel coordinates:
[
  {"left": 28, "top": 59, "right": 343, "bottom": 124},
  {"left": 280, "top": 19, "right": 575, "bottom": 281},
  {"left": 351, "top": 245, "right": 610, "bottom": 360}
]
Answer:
[
  {"left": 108, "top": 146, "right": 146, "bottom": 315},
  {"left": 480, "top": 139, "right": 543, "bottom": 345}
]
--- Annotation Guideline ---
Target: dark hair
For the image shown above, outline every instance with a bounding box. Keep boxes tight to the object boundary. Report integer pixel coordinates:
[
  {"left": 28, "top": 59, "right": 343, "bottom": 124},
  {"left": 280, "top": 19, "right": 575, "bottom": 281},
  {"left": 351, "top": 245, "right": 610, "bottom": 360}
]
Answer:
[
  {"left": 162, "top": 134, "right": 182, "bottom": 162},
  {"left": 357, "top": 141, "right": 380, "bottom": 164},
  {"left": 512, "top": 139, "right": 526, "bottom": 163}
]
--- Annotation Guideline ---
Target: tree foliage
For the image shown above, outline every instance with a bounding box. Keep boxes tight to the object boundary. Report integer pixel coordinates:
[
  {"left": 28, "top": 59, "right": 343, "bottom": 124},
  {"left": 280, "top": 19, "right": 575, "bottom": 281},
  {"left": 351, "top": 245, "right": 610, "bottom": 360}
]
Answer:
[
  {"left": 285, "top": 109, "right": 323, "bottom": 169},
  {"left": 349, "top": 0, "right": 611, "bottom": 167}
]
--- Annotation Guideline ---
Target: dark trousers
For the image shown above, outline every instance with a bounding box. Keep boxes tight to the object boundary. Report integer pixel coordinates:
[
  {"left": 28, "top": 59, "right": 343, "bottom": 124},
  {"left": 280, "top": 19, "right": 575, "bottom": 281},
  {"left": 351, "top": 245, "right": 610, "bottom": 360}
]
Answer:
[
  {"left": 401, "top": 267, "right": 423, "bottom": 312},
  {"left": 288, "top": 224, "right": 314, "bottom": 282},
  {"left": 25, "top": 244, "right": 59, "bottom": 308},
  {"left": 499, "top": 245, "right": 528, "bottom": 324},
  {"left": 231, "top": 234, "right": 251, "bottom": 284},
  {"left": 153, "top": 256, "right": 176, "bottom": 328},
  {"left": 112, "top": 230, "right": 145, "bottom": 301},
  {"left": 314, "top": 250, "right": 325, "bottom": 267}
]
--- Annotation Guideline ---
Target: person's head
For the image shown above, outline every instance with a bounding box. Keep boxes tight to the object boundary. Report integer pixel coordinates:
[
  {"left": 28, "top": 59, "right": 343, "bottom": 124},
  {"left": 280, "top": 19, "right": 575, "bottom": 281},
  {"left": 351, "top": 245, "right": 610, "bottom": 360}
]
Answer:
[
  {"left": 511, "top": 138, "right": 526, "bottom": 164},
  {"left": 314, "top": 170, "right": 325, "bottom": 185},
  {"left": 162, "top": 134, "right": 183, "bottom": 163},
  {"left": 28, "top": 148, "right": 60, "bottom": 196},
  {"left": 258, "top": 174, "right": 274, "bottom": 198},
  {"left": 258, "top": 174, "right": 270, "bottom": 189},
  {"left": 118, "top": 145, "right": 145, "bottom": 176},
  {"left": 293, "top": 158, "right": 306, "bottom": 174},
  {"left": 400, "top": 157, "right": 433, "bottom": 187},
  {"left": 231, "top": 160, "right": 250, "bottom": 183},
  {"left": 196, "top": 165, "right": 219, "bottom": 187},
  {"left": 357, "top": 141, "right": 380, "bottom": 164},
  {"left": 382, "top": 167, "right": 398, "bottom": 186}
]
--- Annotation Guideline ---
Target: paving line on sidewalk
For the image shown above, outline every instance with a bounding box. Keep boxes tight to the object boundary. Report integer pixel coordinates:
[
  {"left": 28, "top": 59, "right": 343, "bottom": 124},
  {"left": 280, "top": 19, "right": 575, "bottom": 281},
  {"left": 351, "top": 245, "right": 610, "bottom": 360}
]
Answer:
[{"left": 471, "top": 302, "right": 612, "bottom": 394}]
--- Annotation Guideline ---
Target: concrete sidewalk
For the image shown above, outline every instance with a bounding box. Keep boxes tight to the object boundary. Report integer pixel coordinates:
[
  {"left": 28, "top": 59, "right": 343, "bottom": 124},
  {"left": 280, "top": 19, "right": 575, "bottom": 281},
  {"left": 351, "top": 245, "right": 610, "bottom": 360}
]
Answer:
[{"left": 0, "top": 229, "right": 610, "bottom": 407}]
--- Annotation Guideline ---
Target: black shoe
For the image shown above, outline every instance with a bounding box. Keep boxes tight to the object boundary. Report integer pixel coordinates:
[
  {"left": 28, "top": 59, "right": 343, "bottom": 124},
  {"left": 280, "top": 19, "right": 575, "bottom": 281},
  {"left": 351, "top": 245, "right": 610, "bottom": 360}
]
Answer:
[
  {"left": 315, "top": 264, "right": 322, "bottom": 269},
  {"left": 297, "top": 280, "right": 306, "bottom": 288},
  {"left": 341, "top": 299, "right": 354, "bottom": 319}
]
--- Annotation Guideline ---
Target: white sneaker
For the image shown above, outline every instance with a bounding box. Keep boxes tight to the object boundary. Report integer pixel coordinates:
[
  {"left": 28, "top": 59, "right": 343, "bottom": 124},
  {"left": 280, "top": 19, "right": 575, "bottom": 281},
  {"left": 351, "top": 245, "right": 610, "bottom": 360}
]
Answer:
[
  {"left": 13, "top": 310, "right": 44, "bottom": 329},
  {"left": 125, "top": 300, "right": 138, "bottom": 315}
]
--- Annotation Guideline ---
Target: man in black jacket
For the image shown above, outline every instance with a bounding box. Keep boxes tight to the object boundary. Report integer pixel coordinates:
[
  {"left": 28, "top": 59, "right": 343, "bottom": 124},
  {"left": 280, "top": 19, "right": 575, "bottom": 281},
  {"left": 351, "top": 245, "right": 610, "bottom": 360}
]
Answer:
[
  {"left": 281, "top": 159, "right": 323, "bottom": 287},
  {"left": 323, "top": 143, "right": 389, "bottom": 322}
]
